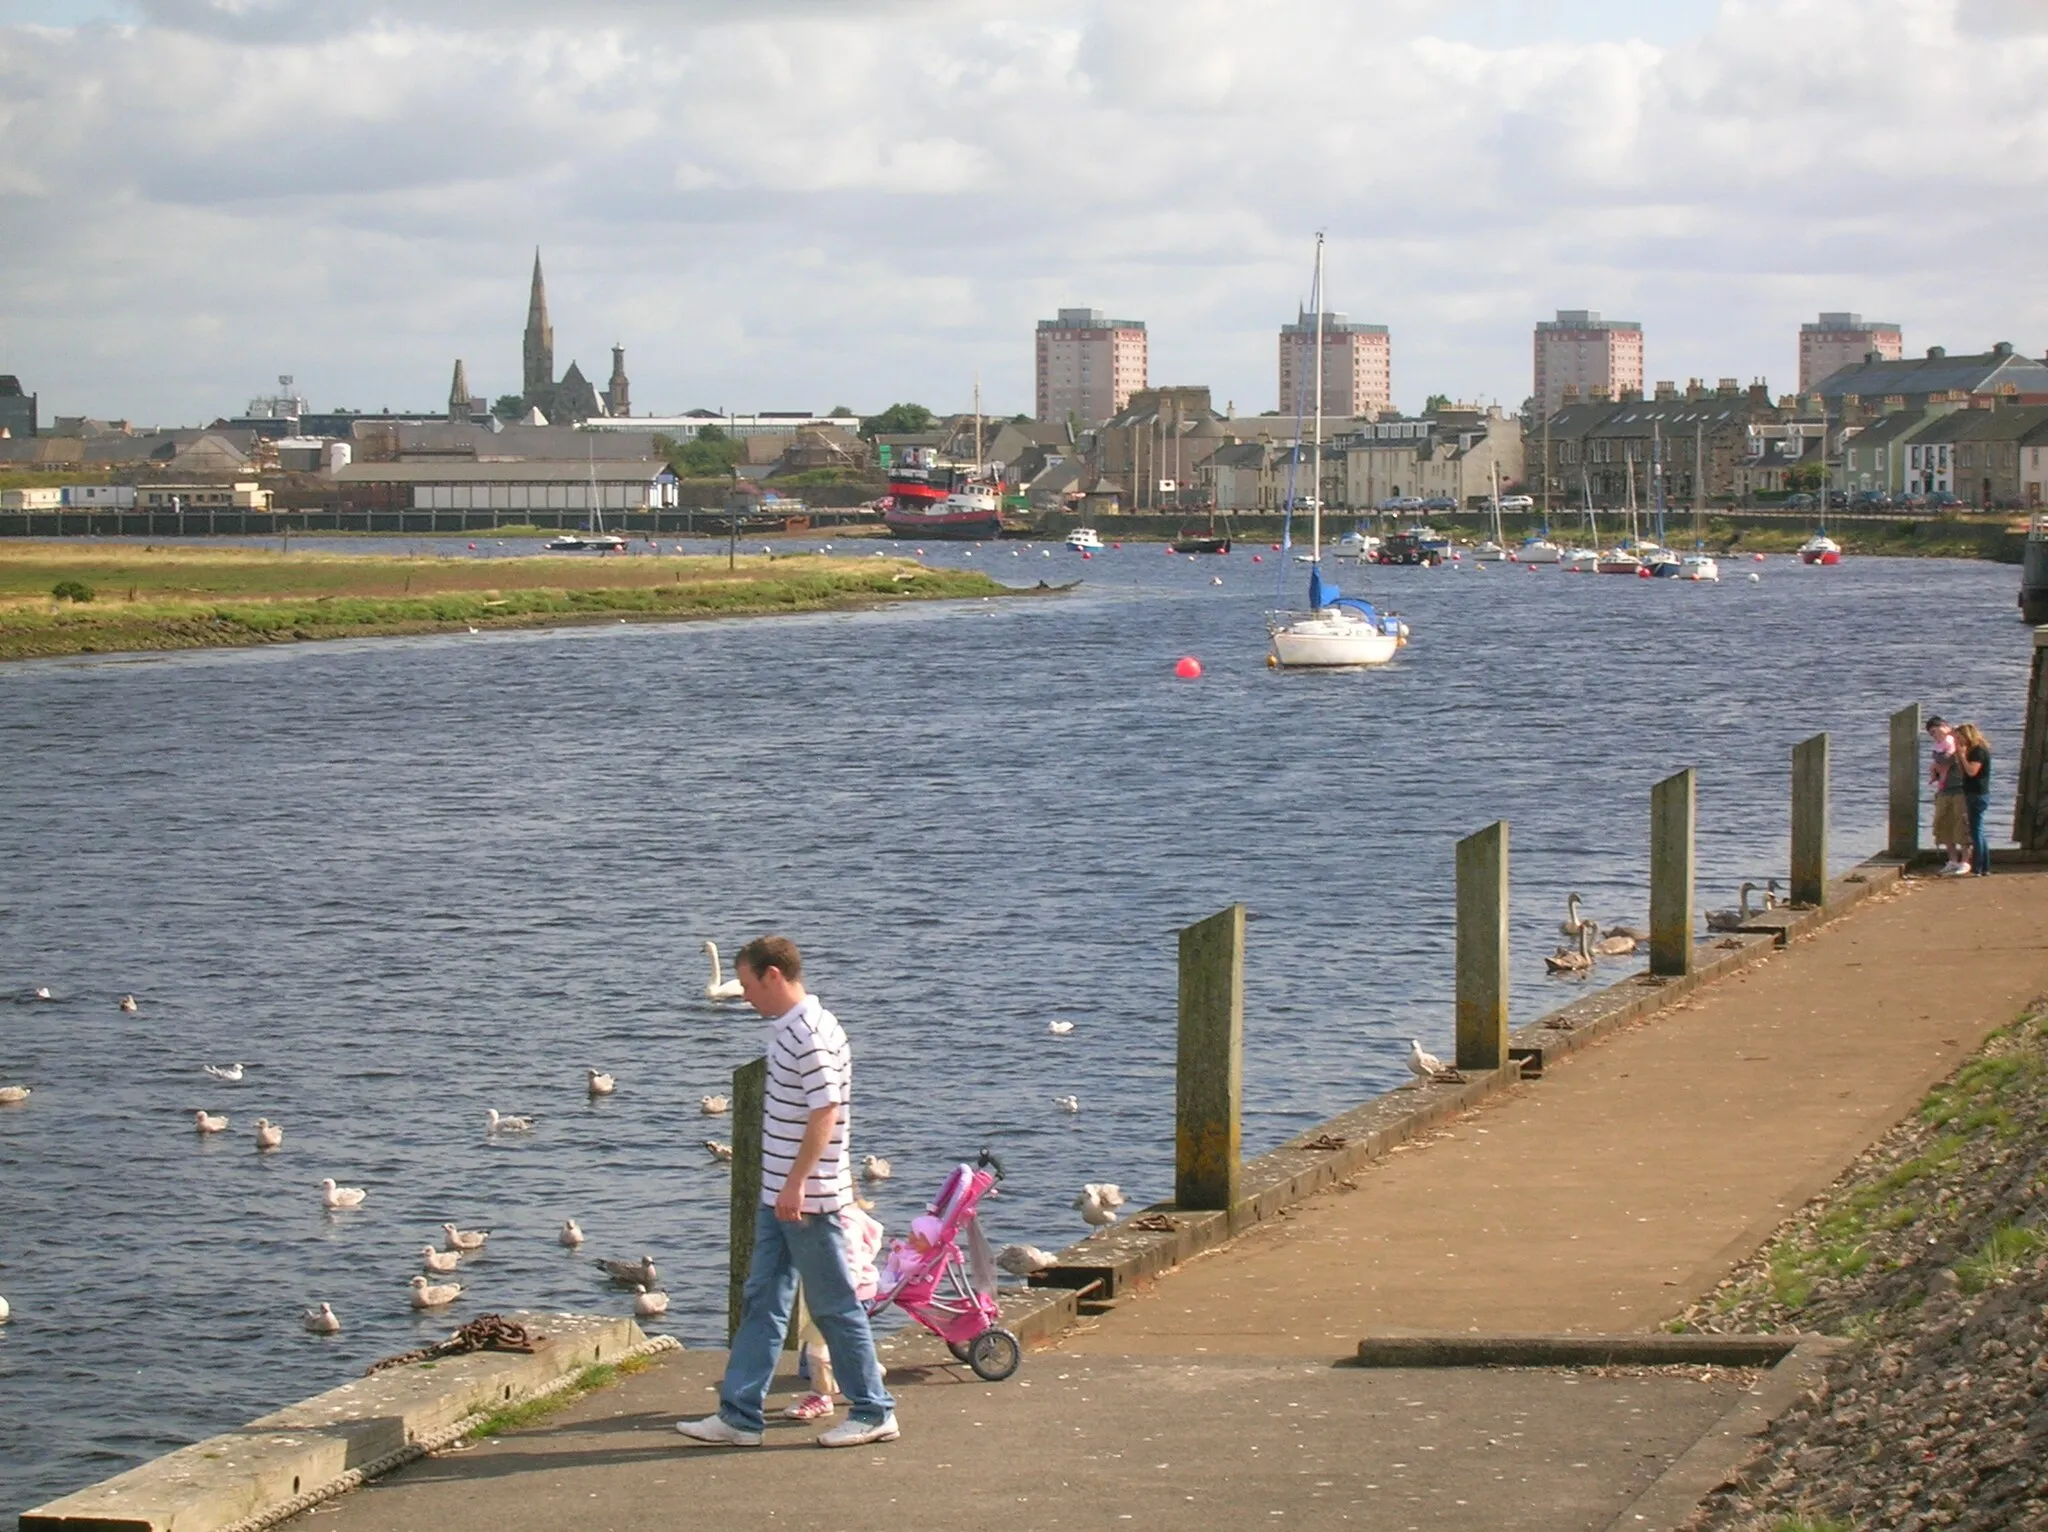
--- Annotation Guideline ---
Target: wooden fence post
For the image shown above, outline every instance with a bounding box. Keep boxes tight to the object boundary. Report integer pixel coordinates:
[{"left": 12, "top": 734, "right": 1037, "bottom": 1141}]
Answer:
[
  {"left": 1649, "top": 770, "right": 1695, "bottom": 977},
  {"left": 1176, "top": 904, "right": 1244, "bottom": 1212},
  {"left": 2017, "top": 630, "right": 2048, "bottom": 850},
  {"left": 726, "top": 1056, "right": 766, "bottom": 1343},
  {"left": 1791, "top": 733, "right": 1830, "bottom": 907},
  {"left": 1889, "top": 704, "right": 1921, "bottom": 860},
  {"left": 1454, "top": 822, "right": 1509, "bottom": 1070}
]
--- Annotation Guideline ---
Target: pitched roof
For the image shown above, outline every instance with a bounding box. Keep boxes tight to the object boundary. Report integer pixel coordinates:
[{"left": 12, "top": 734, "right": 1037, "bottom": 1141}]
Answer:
[
  {"left": 333, "top": 459, "right": 673, "bottom": 484},
  {"left": 1813, "top": 347, "right": 2048, "bottom": 402}
]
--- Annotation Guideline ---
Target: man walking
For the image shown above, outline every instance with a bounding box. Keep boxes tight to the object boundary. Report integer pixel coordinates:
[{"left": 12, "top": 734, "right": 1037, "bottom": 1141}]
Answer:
[{"left": 675, "top": 935, "right": 898, "bottom": 1448}]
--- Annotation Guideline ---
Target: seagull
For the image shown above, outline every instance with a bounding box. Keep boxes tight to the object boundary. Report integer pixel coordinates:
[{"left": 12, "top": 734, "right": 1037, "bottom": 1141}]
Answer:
[
  {"left": 254, "top": 1117, "right": 284, "bottom": 1150},
  {"left": 704, "top": 1140, "right": 733, "bottom": 1162},
  {"left": 1406, "top": 1039, "right": 1445, "bottom": 1082},
  {"left": 119, "top": 994, "right": 139, "bottom": 1013},
  {"left": 1073, "top": 1185, "right": 1121, "bottom": 1227},
  {"left": 597, "top": 1254, "right": 659, "bottom": 1289},
  {"left": 442, "top": 1223, "right": 489, "bottom": 1252},
  {"left": 32, "top": 986, "right": 52, "bottom": 1000},
  {"left": 1047, "top": 1020, "right": 1075, "bottom": 1036},
  {"left": 302, "top": 1302, "right": 341, "bottom": 1335},
  {"left": 586, "top": 1069, "right": 616, "bottom": 1096},
  {"left": 633, "top": 1284, "right": 669, "bottom": 1318},
  {"left": 861, "top": 1154, "right": 892, "bottom": 1182},
  {"left": 1054, "top": 1095, "right": 1080, "bottom": 1113},
  {"left": 0, "top": 1085, "right": 29, "bottom": 1105},
  {"left": 409, "top": 1275, "right": 463, "bottom": 1310},
  {"left": 486, "top": 1109, "right": 534, "bottom": 1134},
  {"left": 466, "top": 625, "right": 480, "bottom": 634},
  {"left": 421, "top": 1245, "right": 462, "bottom": 1274},
  {"left": 321, "top": 1178, "right": 367, "bottom": 1209},
  {"left": 700, "top": 1095, "right": 729, "bottom": 1116},
  {"left": 194, "top": 1110, "right": 229, "bottom": 1133},
  {"left": 552, "top": 1219, "right": 584, "bottom": 1250},
  {"left": 996, "top": 1244, "right": 1058, "bottom": 1277},
  {"left": 203, "top": 1063, "right": 246, "bottom": 1082}
]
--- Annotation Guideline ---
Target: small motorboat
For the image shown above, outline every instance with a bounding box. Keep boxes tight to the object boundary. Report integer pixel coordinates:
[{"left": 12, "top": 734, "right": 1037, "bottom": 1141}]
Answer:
[
  {"left": 1640, "top": 545, "right": 1683, "bottom": 577},
  {"left": 1595, "top": 547, "right": 1643, "bottom": 575},
  {"left": 1332, "top": 529, "right": 1380, "bottom": 560},
  {"left": 1680, "top": 553, "right": 1721, "bottom": 582},
  {"left": 1516, "top": 537, "right": 1562, "bottom": 564},
  {"left": 1799, "top": 533, "right": 1842, "bottom": 566},
  {"left": 1558, "top": 546, "right": 1600, "bottom": 573},
  {"left": 1469, "top": 539, "right": 1509, "bottom": 562},
  {"left": 544, "top": 532, "right": 628, "bottom": 553},
  {"left": 1065, "top": 528, "right": 1105, "bottom": 552}
]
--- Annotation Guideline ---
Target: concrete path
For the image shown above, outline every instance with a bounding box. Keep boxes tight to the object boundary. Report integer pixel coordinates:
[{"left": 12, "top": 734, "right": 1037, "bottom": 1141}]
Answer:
[{"left": 288, "top": 870, "right": 2048, "bottom": 1532}]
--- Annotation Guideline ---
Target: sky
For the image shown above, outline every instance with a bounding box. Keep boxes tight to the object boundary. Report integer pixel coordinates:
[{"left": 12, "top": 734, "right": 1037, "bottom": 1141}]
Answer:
[{"left": 2, "top": 0, "right": 2047, "bottom": 426}]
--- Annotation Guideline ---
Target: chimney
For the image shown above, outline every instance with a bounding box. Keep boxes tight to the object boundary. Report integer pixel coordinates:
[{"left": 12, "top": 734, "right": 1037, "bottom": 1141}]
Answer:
[
  {"left": 1562, "top": 384, "right": 1581, "bottom": 404},
  {"left": 1685, "top": 378, "right": 1706, "bottom": 401},
  {"left": 1993, "top": 340, "right": 2015, "bottom": 357},
  {"left": 1717, "top": 377, "right": 1740, "bottom": 397},
  {"left": 1654, "top": 380, "right": 1677, "bottom": 401},
  {"left": 1747, "top": 380, "right": 1772, "bottom": 408},
  {"left": 1615, "top": 386, "right": 1637, "bottom": 403},
  {"left": 1927, "top": 345, "right": 1946, "bottom": 359}
]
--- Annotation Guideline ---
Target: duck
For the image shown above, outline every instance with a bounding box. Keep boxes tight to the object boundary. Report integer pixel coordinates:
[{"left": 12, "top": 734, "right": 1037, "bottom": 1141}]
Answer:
[
  {"left": 409, "top": 1275, "right": 463, "bottom": 1310},
  {"left": 1047, "top": 1020, "right": 1075, "bottom": 1036},
  {"left": 254, "top": 1117, "right": 284, "bottom": 1151},
  {"left": 559, "top": 1219, "right": 585, "bottom": 1249},
  {"left": 302, "top": 1302, "right": 341, "bottom": 1335},
  {"left": 1559, "top": 892, "right": 1595, "bottom": 937},
  {"left": 861, "top": 1155, "right": 892, "bottom": 1182},
  {"left": 1704, "top": 882, "right": 1758, "bottom": 932},
  {"left": 421, "top": 1245, "right": 462, "bottom": 1274},
  {"left": 321, "top": 1177, "right": 367, "bottom": 1209},
  {"left": 1545, "top": 923, "right": 1596, "bottom": 976},
  {"left": 700, "top": 1095, "right": 729, "bottom": 1116},
  {"left": 633, "top": 1284, "right": 669, "bottom": 1318},
  {"left": 1054, "top": 1094, "right": 1080, "bottom": 1114},
  {"left": 441, "top": 1223, "right": 489, "bottom": 1252},
  {"left": 586, "top": 1069, "right": 616, "bottom": 1097},
  {"left": 1593, "top": 928, "right": 1640, "bottom": 957},
  {"left": 704, "top": 1140, "right": 734, "bottom": 1162},
  {"left": 0, "top": 1085, "right": 29, "bottom": 1105},
  {"left": 119, "top": 994, "right": 139, "bottom": 1013},
  {"left": 702, "top": 941, "right": 744, "bottom": 1000},
  {"left": 194, "top": 1110, "right": 229, "bottom": 1134},
  {"left": 203, "top": 1063, "right": 246, "bottom": 1083},
  {"left": 597, "top": 1254, "right": 658, "bottom": 1289},
  {"left": 1405, "top": 1039, "right": 1446, "bottom": 1082},
  {"left": 996, "top": 1244, "right": 1058, "bottom": 1277},
  {"left": 485, "top": 1108, "right": 534, "bottom": 1134}
]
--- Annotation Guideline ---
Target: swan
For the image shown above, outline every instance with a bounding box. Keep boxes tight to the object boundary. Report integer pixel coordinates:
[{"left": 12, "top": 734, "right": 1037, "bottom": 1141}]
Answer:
[
  {"left": 321, "top": 1178, "right": 367, "bottom": 1209},
  {"left": 598, "top": 1255, "right": 658, "bottom": 1288},
  {"left": 1406, "top": 1039, "right": 1446, "bottom": 1081},
  {"left": 1762, "top": 878, "right": 1782, "bottom": 910},
  {"left": 119, "top": 994, "right": 139, "bottom": 1013},
  {"left": 409, "top": 1275, "right": 463, "bottom": 1309},
  {"left": 560, "top": 1219, "right": 585, "bottom": 1248},
  {"left": 700, "top": 1095, "right": 729, "bottom": 1116},
  {"left": 1704, "top": 882, "right": 1757, "bottom": 932},
  {"left": 441, "top": 1223, "right": 489, "bottom": 1252},
  {"left": 997, "top": 1244, "right": 1058, "bottom": 1277},
  {"left": 702, "top": 942, "right": 744, "bottom": 1000},
  {"left": 194, "top": 1110, "right": 229, "bottom": 1133},
  {"left": 586, "top": 1069, "right": 616, "bottom": 1096},
  {"left": 302, "top": 1302, "right": 341, "bottom": 1335},
  {"left": 1545, "top": 923, "right": 1596, "bottom": 976},
  {"left": 1054, "top": 1094, "right": 1080, "bottom": 1113},
  {"left": 254, "top": 1117, "right": 284, "bottom": 1151},
  {"left": 861, "top": 1155, "right": 892, "bottom": 1182},
  {"left": 0, "top": 1085, "right": 29, "bottom": 1105},
  {"left": 1593, "top": 929, "right": 1640, "bottom": 957},
  {"left": 421, "top": 1246, "right": 462, "bottom": 1274},
  {"left": 486, "top": 1109, "right": 534, "bottom": 1134},
  {"left": 1604, "top": 920, "right": 1650, "bottom": 942},
  {"left": 203, "top": 1063, "right": 246, "bottom": 1082},
  {"left": 1559, "top": 892, "right": 1595, "bottom": 937},
  {"left": 704, "top": 1140, "right": 733, "bottom": 1162},
  {"left": 633, "top": 1284, "right": 669, "bottom": 1318},
  {"left": 1047, "top": 1020, "right": 1075, "bottom": 1036}
]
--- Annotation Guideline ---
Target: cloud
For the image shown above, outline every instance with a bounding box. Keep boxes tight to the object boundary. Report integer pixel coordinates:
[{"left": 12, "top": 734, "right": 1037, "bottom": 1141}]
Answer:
[{"left": 1, "top": 0, "right": 2046, "bottom": 424}]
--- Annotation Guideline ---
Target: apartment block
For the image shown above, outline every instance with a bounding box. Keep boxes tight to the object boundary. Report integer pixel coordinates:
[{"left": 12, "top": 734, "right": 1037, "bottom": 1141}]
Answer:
[
  {"left": 1277, "top": 309, "right": 1391, "bottom": 419},
  {"left": 1532, "top": 310, "right": 1644, "bottom": 415},
  {"left": 1035, "top": 309, "right": 1147, "bottom": 426},
  {"left": 1799, "top": 312, "right": 1903, "bottom": 392}
]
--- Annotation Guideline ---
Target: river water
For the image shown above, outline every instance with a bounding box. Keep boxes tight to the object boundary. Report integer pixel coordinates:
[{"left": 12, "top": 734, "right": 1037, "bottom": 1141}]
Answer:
[{"left": 0, "top": 539, "right": 2029, "bottom": 1513}]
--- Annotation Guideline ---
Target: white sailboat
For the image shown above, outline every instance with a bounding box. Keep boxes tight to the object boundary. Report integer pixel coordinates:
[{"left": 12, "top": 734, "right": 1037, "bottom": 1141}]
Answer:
[
  {"left": 1266, "top": 235, "right": 1406, "bottom": 669},
  {"left": 1471, "top": 463, "right": 1508, "bottom": 561},
  {"left": 547, "top": 446, "right": 628, "bottom": 552}
]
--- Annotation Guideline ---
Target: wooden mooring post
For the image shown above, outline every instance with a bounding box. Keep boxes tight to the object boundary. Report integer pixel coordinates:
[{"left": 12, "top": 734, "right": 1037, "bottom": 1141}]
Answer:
[
  {"left": 1176, "top": 904, "right": 1244, "bottom": 1212},
  {"left": 1649, "top": 769, "right": 1695, "bottom": 977},
  {"left": 1454, "top": 822, "right": 1509, "bottom": 1070},
  {"left": 726, "top": 1056, "right": 766, "bottom": 1342},
  {"left": 2017, "top": 629, "right": 2048, "bottom": 850},
  {"left": 1888, "top": 704, "right": 1921, "bottom": 860},
  {"left": 1791, "top": 733, "right": 1830, "bottom": 907}
]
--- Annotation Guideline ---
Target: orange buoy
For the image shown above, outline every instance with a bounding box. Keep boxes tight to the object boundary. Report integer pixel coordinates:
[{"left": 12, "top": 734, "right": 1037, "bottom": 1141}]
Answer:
[{"left": 1175, "top": 656, "right": 1203, "bottom": 679}]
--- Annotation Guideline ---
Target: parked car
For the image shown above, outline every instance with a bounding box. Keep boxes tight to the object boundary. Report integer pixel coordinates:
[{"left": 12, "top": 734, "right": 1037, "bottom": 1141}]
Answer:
[
  {"left": 1497, "top": 494, "right": 1534, "bottom": 511},
  {"left": 1826, "top": 490, "right": 1849, "bottom": 508},
  {"left": 1418, "top": 495, "right": 1458, "bottom": 512},
  {"left": 1784, "top": 493, "right": 1817, "bottom": 509},
  {"left": 1928, "top": 490, "right": 1961, "bottom": 508}
]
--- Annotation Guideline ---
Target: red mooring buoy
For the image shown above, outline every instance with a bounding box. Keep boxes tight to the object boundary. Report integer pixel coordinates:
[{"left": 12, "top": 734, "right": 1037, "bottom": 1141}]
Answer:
[{"left": 1175, "top": 656, "right": 1204, "bottom": 679}]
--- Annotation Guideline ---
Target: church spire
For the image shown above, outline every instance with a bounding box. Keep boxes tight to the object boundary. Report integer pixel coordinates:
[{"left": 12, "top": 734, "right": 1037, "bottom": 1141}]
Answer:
[
  {"left": 448, "top": 358, "right": 471, "bottom": 422},
  {"left": 522, "top": 248, "right": 554, "bottom": 403}
]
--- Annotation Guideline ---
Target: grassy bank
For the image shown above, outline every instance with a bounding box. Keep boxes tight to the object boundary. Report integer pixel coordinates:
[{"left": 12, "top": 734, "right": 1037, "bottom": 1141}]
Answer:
[{"left": 0, "top": 543, "right": 1011, "bottom": 661}]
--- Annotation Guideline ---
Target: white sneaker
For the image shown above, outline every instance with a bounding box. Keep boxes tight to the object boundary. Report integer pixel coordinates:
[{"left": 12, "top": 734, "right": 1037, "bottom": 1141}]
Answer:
[
  {"left": 815, "top": 1411, "right": 900, "bottom": 1448},
  {"left": 1942, "top": 862, "right": 1971, "bottom": 878},
  {"left": 674, "top": 1414, "right": 762, "bottom": 1447}
]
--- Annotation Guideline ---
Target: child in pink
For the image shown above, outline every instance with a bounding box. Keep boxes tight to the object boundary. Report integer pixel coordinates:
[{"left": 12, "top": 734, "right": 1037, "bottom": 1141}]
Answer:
[{"left": 785, "top": 1203, "right": 885, "bottom": 1421}]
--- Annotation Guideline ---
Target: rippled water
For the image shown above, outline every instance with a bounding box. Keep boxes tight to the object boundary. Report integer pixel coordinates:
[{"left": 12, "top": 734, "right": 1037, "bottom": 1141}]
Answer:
[{"left": 0, "top": 539, "right": 2029, "bottom": 1513}]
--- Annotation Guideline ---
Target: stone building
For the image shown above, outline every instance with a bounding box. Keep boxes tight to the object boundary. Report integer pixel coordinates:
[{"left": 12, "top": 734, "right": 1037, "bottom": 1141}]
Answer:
[
  {"left": 1337, "top": 407, "right": 1522, "bottom": 510},
  {"left": 1531, "top": 380, "right": 1778, "bottom": 509},
  {"left": 520, "top": 251, "right": 614, "bottom": 424},
  {"left": 0, "top": 375, "right": 36, "bottom": 438}
]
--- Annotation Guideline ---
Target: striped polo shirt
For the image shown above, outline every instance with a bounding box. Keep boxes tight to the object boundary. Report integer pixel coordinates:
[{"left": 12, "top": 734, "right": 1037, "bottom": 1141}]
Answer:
[{"left": 761, "top": 994, "right": 854, "bottom": 1214}]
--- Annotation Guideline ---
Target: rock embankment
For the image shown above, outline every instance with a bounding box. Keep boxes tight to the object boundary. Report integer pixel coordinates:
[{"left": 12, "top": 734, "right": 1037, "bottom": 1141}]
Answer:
[{"left": 1683, "top": 1001, "right": 2048, "bottom": 1532}]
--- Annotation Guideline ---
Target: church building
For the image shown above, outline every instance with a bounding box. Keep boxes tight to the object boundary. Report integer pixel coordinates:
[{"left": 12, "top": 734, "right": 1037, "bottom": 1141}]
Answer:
[{"left": 518, "top": 251, "right": 629, "bottom": 424}]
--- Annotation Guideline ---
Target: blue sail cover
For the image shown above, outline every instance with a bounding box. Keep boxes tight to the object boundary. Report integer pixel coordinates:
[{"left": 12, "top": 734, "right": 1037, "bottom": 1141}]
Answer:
[{"left": 1308, "top": 564, "right": 1335, "bottom": 610}]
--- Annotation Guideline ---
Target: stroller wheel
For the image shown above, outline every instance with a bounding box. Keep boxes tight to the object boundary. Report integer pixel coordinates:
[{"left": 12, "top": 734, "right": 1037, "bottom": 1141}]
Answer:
[{"left": 967, "top": 1327, "right": 1021, "bottom": 1383}]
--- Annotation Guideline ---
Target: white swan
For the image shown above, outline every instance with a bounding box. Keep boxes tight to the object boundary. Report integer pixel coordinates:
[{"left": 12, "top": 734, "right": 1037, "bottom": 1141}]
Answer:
[
  {"left": 119, "top": 994, "right": 139, "bottom": 1013},
  {"left": 409, "top": 1275, "right": 463, "bottom": 1309},
  {"left": 1545, "top": 923, "right": 1596, "bottom": 976},
  {"left": 700, "top": 1095, "right": 729, "bottom": 1116},
  {"left": 1406, "top": 1039, "right": 1445, "bottom": 1081},
  {"left": 1559, "top": 892, "right": 1594, "bottom": 937},
  {"left": 1705, "top": 882, "right": 1758, "bottom": 932},
  {"left": 634, "top": 1284, "right": 669, "bottom": 1318},
  {"left": 254, "top": 1117, "right": 283, "bottom": 1151},
  {"left": 997, "top": 1244, "right": 1058, "bottom": 1277},
  {"left": 559, "top": 1219, "right": 585, "bottom": 1248},
  {"left": 1047, "top": 1020, "right": 1075, "bottom": 1036},
  {"left": 321, "top": 1178, "right": 367, "bottom": 1209},
  {"left": 704, "top": 1139, "right": 733, "bottom": 1162},
  {"left": 586, "top": 1069, "right": 616, "bottom": 1096},
  {"left": 441, "top": 1223, "right": 489, "bottom": 1252},
  {"left": 421, "top": 1245, "right": 462, "bottom": 1274},
  {"left": 203, "top": 1063, "right": 246, "bottom": 1082},
  {"left": 702, "top": 941, "right": 744, "bottom": 1000},
  {"left": 0, "top": 1085, "right": 29, "bottom": 1105},
  {"left": 194, "top": 1110, "right": 229, "bottom": 1133},
  {"left": 302, "top": 1302, "right": 341, "bottom": 1334},
  {"left": 861, "top": 1154, "right": 892, "bottom": 1182},
  {"left": 486, "top": 1108, "right": 534, "bottom": 1134}
]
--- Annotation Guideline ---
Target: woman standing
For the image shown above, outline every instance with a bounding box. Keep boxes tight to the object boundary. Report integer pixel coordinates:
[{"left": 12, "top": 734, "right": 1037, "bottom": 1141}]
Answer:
[
  {"left": 1927, "top": 715, "right": 1970, "bottom": 875},
  {"left": 1953, "top": 722, "right": 1993, "bottom": 877}
]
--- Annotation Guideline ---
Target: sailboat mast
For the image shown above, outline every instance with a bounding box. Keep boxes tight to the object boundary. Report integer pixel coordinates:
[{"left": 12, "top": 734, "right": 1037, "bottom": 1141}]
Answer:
[
  {"left": 973, "top": 375, "right": 983, "bottom": 474},
  {"left": 1311, "top": 232, "right": 1325, "bottom": 559}
]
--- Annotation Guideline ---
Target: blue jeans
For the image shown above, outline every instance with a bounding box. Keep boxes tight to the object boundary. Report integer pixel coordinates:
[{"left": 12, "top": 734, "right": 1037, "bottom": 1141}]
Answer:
[
  {"left": 1967, "top": 794, "right": 1990, "bottom": 875},
  {"left": 719, "top": 1204, "right": 893, "bottom": 1432}
]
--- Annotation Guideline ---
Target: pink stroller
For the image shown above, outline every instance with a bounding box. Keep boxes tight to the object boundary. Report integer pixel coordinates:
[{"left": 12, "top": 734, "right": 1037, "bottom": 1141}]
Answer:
[{"left": 866, "top": 1159, "right": 1022, "bottom": 1381}]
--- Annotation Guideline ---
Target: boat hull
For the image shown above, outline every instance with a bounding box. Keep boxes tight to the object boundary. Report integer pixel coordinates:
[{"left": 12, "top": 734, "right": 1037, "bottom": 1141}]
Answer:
[
  {"left": 1799, "top": 549, "right": 1842, "bottom": 566},
  {"left": 1267, "top": 610, "right": 1401, "bottom": 668},
  {"left": 884, "top": 507, "right": 1005, "bottom": 540},
  {"left": 1517, "top": 542, "right": 1562, "bottom": 564},
  {"left": 1168, "top": 537, "right": 1231, "bottom": 555}
]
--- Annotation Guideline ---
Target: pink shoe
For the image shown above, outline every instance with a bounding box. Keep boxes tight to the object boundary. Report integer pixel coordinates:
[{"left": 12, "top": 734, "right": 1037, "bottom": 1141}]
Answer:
[{"left": 782, "top": 1393, "right": 835, "bottom": 1422}]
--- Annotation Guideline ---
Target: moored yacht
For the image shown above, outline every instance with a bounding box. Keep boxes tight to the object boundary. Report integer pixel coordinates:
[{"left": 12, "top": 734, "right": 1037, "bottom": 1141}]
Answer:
[{"left": 1065, "top": 527, "right": 1105, "bottom": 552}]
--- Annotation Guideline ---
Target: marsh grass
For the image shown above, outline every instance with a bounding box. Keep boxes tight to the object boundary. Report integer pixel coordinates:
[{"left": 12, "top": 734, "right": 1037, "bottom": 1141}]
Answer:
[{"left": 466, "top": 1355, "right": 654, "bottom": 1440}]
